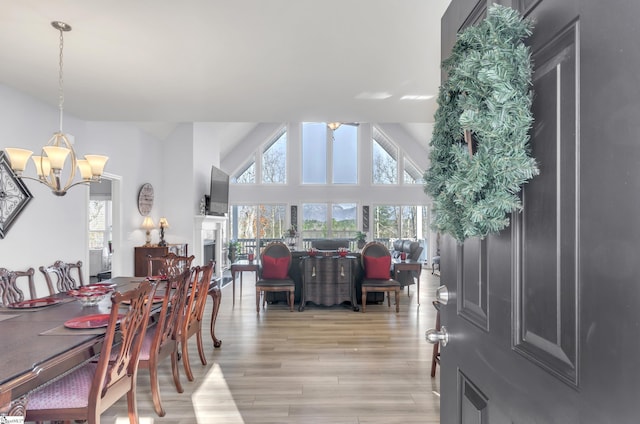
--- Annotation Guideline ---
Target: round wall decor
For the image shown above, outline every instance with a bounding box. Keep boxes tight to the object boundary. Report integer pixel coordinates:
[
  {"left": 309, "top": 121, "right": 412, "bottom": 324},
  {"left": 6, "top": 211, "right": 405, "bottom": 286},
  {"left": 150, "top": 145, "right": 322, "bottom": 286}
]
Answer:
[{"left": 137, "top": 183, "right": 154, "bottom": 216}]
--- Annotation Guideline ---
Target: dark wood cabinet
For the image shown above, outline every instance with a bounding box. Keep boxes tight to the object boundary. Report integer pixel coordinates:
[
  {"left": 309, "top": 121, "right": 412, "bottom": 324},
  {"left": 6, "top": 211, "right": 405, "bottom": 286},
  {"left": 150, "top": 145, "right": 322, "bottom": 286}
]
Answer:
[
  {"left": 301, "top": 256, "right": 357, "bottom": 311},
  {"left": 134, "top": 244, "right": 188, "bottom": 277}
]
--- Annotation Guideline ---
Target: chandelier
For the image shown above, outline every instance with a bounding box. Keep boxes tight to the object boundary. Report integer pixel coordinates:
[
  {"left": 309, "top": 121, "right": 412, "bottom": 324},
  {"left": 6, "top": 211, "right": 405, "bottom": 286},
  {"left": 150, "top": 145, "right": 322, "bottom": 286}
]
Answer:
[{"left": 4, "top": 21, "right": 108, "bottom": 196}]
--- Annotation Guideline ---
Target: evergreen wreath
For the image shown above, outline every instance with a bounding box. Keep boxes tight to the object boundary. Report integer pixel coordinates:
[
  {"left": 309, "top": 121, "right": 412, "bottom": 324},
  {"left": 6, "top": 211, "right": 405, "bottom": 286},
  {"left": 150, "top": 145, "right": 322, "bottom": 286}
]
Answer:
[{"left": 424, "top": 4, "right": 538, "bottom": 242}]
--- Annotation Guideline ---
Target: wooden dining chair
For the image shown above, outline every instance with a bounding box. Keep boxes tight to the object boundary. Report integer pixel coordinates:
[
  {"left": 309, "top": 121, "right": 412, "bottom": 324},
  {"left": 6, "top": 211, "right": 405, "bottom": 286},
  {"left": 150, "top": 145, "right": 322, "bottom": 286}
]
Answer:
[
  {"left": 180, "top": 261, "right": 214, "bottom": 381},
  {"left": 0, "top": 267, "right": 36, "bottom": 305},
  {"left": 146, "top": 252, "right": 194, "bottom": 279},
  {"left": 255, "top": 242, "right": 295, "bottom": 313},
  {"left": 138, "top": 268, "right": 193, "bottom": 417},
  {"left": 431, "top": 300, "right": 442, "bottom": 378},
  {"left": 25, "top": 280, "right": 157, "bottom": 424},
  {"left": 39, "top": 260, "right": 84, "bottom": 294},
  {"left": 360, "top": 242, "right": 401, "bottom": 313}
]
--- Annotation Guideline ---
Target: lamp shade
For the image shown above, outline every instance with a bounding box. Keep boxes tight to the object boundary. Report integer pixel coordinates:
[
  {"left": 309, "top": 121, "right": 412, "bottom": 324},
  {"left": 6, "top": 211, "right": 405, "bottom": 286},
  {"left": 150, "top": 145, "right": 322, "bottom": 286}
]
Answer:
[
  {"left": 141, "top": 216, "right": 155, "bottom": 230},
  {"left": 5, "top": 148, "right": 34, "bottom": 174},
  {"left": 158, "top": 217, "right": 169, "bottom": 228}
]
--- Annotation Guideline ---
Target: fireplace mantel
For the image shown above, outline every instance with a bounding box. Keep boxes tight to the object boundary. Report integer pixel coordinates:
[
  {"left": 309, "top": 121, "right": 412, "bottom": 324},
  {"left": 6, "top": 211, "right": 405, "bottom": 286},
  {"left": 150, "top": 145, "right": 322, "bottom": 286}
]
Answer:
[{"left": 193, "top": 215, "right": 228, "bottom": 279}]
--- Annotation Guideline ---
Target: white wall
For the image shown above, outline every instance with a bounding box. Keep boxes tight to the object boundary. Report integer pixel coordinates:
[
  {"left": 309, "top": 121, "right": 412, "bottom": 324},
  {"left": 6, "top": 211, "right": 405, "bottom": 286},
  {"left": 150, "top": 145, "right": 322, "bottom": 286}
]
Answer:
[{"left": 0, "top": 84, "right": 164, "bottom": 294}]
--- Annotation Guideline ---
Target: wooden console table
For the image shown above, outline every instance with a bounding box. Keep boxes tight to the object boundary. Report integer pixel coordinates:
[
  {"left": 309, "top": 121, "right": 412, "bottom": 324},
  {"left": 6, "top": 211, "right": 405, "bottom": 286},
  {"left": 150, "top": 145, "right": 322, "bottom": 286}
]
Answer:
[
  {"left": 230, "top": 259, "right": 259, "bottom": 305},
  {"left": 301, "top": 256, "right": 358, "bottom": 311}
]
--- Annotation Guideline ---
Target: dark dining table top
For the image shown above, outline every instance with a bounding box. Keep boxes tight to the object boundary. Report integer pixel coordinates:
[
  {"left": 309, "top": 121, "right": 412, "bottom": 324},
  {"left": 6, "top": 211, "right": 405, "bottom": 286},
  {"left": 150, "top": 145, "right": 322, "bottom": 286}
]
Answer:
[{"left": 0, "top": 276, "right": 147, "bottom": 400}]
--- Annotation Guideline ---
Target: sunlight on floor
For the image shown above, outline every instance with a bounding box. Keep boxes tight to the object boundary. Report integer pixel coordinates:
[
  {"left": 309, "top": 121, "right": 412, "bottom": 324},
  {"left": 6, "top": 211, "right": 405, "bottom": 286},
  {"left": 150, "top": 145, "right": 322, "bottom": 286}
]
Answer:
[
  {"left": 192, "top": 363, "right": 245, "bottom": 424},
  {"left": 115, "top": 417, "right": 154, "bottom": 424}
]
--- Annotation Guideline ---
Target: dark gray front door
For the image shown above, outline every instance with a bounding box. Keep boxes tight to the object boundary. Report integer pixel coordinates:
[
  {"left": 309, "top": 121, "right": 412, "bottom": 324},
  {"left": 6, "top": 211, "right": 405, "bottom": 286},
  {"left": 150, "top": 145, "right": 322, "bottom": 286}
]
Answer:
[{"left": 436, "top": 0, "right": 640, "bottom": 422}]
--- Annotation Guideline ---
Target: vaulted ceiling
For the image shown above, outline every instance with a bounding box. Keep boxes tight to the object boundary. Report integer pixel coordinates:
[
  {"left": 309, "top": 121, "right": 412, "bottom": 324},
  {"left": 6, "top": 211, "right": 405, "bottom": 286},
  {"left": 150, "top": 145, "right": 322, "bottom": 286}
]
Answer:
[{"left": 0, "top": 0, "right": 450, "bottom": 151}]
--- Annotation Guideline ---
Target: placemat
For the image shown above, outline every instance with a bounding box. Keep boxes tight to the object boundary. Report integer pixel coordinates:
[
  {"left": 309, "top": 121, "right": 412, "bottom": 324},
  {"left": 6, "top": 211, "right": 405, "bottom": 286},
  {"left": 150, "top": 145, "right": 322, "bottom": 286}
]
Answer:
[{"left": 40, "top": 325, "right": 106, "bottom": 336}]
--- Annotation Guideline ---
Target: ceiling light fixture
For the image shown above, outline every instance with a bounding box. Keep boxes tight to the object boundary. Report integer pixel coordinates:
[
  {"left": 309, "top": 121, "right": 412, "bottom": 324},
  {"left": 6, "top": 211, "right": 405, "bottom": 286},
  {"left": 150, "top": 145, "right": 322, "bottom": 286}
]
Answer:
[
  {"left": 327, "top": 122, "right": 342, "bottom": 131},
  {"left": 4, "top": 21, "right": 108, "bottom": 196}
]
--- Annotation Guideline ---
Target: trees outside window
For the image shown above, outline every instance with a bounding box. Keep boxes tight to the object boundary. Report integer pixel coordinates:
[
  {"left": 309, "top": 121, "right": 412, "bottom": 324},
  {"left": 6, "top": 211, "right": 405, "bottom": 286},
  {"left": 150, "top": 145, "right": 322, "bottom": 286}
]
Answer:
[
  {"left": 372, "top": 136, "right": 398, "bottom": 184},
  {"left": 89, "top": 200, "right": 111, "bottom": 250},
  {"left": 262, "top": 131, "right": 287, "bottom": 184}
]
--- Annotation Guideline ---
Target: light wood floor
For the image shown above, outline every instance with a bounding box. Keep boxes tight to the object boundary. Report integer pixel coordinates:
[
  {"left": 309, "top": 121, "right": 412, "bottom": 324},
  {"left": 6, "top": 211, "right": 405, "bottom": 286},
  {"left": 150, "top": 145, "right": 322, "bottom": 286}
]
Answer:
[{"left": 102, "top": 269, "right": 442, "bottom": 424}]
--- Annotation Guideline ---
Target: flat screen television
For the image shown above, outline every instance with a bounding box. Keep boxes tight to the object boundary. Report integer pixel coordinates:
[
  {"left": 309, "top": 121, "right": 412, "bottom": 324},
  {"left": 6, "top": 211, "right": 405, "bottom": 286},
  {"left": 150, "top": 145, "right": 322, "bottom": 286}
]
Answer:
[{"left": 207, "top": 165, "right": 229, "bottom": 216}]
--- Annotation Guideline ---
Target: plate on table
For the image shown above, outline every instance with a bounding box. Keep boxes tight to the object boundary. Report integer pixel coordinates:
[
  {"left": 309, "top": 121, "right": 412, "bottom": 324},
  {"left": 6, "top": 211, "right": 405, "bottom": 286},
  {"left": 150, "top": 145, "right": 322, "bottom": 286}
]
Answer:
[
  {"left": 147, "top": 275, "right": 168, "bottom": 281},
  {"left": 7, "top": 297, "right": 64, "bottom": 309},
  {"left": 86, "top": 282, "right": 117, "bottom": 290},
  {"left": 64, "top": 313, "right": 123, "bottom": 329}
]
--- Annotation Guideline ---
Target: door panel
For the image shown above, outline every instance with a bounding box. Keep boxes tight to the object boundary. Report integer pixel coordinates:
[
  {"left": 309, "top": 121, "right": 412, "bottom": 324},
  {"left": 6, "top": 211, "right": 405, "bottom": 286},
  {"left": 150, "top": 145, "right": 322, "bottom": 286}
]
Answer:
[
  {"left": 459, "top": 238, "right": 489, "bottom": 330},
  {"left": 514, "top": 21, "right": 579, "bottom": 386},
  {"left": 439, "top": 0, "right": 640, "bottom": 422}
]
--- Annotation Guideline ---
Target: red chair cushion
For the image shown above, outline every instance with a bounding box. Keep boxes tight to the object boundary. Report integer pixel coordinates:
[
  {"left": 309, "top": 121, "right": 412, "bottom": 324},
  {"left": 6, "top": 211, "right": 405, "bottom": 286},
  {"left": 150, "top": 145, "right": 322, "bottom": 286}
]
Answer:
[
  {"left": 262, "top": 255, "right": 290, "bottom": 279},
  {"left": 364, "top": 255, "right": 391, "bottom": 279}
]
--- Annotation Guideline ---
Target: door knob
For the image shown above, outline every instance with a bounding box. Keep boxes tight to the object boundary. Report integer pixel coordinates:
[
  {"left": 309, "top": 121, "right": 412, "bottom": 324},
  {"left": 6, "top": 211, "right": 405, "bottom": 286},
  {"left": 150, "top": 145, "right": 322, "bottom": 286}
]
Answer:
[
  {"left": 425, "top": 326, "right": 449, "bottom": 347},
  {"left": 436, "top": 285, "right": 449, "bottom": 305}
]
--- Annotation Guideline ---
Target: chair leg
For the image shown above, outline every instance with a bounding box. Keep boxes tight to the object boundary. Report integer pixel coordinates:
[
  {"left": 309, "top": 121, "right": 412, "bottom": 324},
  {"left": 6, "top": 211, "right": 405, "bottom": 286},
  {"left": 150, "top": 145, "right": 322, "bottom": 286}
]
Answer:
[
  {"left": 256, "top": 288, "right": 261, "bottom": 313},
  {"left": 182, "top": 339, "right": 194, "bottom": 382},
  {"left": 127, "top": 381, "right": 139, "bottom": 424},
  {"left": 149, "top": 359, "right": 166, "bottom": 416},
  {"left": 171, "top": 350, "right": 184, "bottom": 393},
  {"left": 289, "top": 290, "right": 295, "bottom": 312},
  {"left": 387, "top": 291, "right": 391, "bottom": 308},
  {"left": 196, "top": 328, "right": 207, "bottom": 365},
  {"left": 395, "top": 289, "right": 400, "bottom": 313},
  {"left": 361, "top": 290, "right": 367, "bottom": 313},
  {"left": 431, "top": 307, "right": 441, "bottom": 378}
]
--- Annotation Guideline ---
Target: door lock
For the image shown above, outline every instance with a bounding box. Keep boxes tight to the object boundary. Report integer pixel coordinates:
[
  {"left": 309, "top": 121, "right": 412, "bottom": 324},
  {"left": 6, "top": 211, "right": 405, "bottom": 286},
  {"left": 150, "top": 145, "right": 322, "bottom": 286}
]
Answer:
[
  {"left": 436, "top": 285, "right": 449, "bottom": 305},
  {"left": 425, "top": 326, "right": 449, "bottom": 347}
]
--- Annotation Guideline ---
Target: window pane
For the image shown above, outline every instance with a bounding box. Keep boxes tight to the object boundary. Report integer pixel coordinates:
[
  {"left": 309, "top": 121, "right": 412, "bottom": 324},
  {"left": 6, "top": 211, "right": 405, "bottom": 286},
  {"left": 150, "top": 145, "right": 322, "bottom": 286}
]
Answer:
[
  {"left": 332, "top": 203, "right": 357, "bottom": 238},
  {"left": 332, "top": 125, "right": 358, "bottom": 184},
  {"left": 404, "top": 158, "right": 423, "bottom": 184},
  {"left": 302, "top": 123, "right": 327, "bottom": 184},
  {"left": 303, "top": 203, "right": 327, "bottom": 238},
  {"left": 233, "top": 158, "right": 255, "bottom": 184},
  {"left": 260, "top": 204, "right": 286, "bottom": 240},
  {"left": 89, "top": 201, "right": 105, "bottom": 231},
  {"left": 89, "top": 232, "right": 104, "bottom": 250},
  {"left": 373, "top": 205, "right": 400, "bottom": 241},
  {"left": 372, "top": 139, "right": 398, "bottom": 184},
  {"left": 400, "top": 206, "right": 418, "bottom": 239},
  {"left": 262, "top": 132, "right": 287, "bottom": 184}
]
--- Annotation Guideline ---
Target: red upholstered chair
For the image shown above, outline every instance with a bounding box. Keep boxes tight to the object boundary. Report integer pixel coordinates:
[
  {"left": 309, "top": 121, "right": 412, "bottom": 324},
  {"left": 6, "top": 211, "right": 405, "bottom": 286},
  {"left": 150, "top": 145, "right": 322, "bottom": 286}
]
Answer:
[
  {"left": 255, "top": 241, "right": 295, "bottom": 313},
  {"left": 0, "top": 267, "right": 36, "bottom": 305},
  {"left": 39, "top": 260, "right": 84, "bottom": 294},
  {"left": 360, "top": 242, "right": 401, "bottom": 313},
  {"left": 25, "top": 280, "right": 157, "bottom": 424},
  {"left": 138, "top": 269, "right": 192, "bottom": 417},
  {"left": 180, "top": 261, "right": 214, "bottom": 381}
]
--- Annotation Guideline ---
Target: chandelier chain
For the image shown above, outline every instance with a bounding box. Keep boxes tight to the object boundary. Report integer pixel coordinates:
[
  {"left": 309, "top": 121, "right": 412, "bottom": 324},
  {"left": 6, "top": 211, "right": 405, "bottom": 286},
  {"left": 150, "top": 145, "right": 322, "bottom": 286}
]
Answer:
[{"left": 58, "top": 26, "right": 65, "bottom": 132}]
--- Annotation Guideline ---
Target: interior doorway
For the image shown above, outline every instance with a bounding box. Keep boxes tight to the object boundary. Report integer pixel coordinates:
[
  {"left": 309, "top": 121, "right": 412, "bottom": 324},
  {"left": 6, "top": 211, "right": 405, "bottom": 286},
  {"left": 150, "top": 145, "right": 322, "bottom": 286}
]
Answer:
[{"left": 87, "top": 173, "right": 122, "bottom": 282}]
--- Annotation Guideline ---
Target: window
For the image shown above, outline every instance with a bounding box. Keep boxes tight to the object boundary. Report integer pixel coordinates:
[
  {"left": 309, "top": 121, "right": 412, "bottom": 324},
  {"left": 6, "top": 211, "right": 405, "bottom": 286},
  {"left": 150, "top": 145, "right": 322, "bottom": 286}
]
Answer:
[
  {"left": 233, "top": 157, "right": 255, "bottom": 184},
  {"left": 302, "top": 203, "right": 327, "bottom": 238},
  {"left": 332, "top": 125, "right": 358, "bottom": 184},
  {"left": 230, "top": 204, "right": 286, "bottom": 252},
  {"left": 88, "top": 200, "right": 111, "bottom": 250},
  {"left": 302, "top": 123, "right": 327, "bottom": 184},
  {"left": 302, "top": 203, "right": 357, "bottom": 240},
  {"left": 372, "top": 205, "right": 400, "bottom": 241},
  {"left": 404, "top": 158, "right": 423, "bottom": 184},
  {"left": 372, "top": 129, "right": 398, "bottom": 184},
  {"left": 331, "top": 203, "right": 357, "bottom": 237},
  {"left": 262, "top": 129, "right": 287, "bottom": 184}
]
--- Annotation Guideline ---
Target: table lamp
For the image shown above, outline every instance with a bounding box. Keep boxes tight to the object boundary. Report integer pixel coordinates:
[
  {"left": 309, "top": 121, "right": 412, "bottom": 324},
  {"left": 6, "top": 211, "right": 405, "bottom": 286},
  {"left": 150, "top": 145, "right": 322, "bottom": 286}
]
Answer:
[
  {"left": 158, "top": 217, "right": 169, "bottom": 247},
  {"left": 141, "top": 216, "right": 155, "bottom": 246}
]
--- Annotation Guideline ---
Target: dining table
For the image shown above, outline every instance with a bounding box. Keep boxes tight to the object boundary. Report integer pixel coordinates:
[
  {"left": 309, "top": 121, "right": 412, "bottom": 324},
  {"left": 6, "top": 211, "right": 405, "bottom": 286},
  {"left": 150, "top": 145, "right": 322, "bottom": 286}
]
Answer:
[{"left": 0, "top": 275, "right": 222, "bottom": 417}]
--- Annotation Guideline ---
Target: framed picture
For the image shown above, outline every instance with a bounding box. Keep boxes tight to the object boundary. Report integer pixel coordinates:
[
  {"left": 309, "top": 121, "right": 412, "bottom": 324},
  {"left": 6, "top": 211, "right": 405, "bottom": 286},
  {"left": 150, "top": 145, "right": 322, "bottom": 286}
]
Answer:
[{"left": 0, "top": 151, "right": 33, "bottom": 239}]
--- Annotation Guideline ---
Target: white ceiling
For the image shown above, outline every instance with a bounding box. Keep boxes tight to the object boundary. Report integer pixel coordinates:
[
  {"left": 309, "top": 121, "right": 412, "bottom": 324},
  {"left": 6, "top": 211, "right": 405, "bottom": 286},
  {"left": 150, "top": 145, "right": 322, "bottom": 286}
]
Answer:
[{"left": 0, "top": 0, "right": 450, "bottom": 147}]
